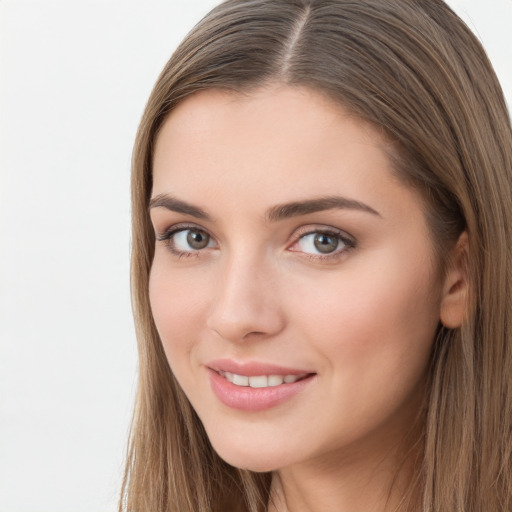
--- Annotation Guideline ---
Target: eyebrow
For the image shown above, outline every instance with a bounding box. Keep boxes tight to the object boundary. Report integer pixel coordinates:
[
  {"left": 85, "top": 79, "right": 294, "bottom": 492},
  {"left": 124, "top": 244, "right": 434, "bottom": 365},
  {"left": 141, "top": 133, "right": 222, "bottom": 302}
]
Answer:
[
  {"left": 149, "top": 194, "right": 212, "bottom": 220},
  {"left": 149, "top": 193, "right": 381, "bottom": 221},
  {"left": 266, "top": 196, "right": 381, "bottom": 222}
]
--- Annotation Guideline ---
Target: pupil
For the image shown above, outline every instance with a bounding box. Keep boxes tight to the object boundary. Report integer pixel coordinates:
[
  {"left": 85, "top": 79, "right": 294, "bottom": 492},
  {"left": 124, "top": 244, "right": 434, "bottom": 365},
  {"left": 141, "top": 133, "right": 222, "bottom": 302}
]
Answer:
[
  {"left": 187, "top": 230, "right": 209, "bottom": 249},
  {"left": 314, "top": 233, "right": 338, "bottom": 253}
]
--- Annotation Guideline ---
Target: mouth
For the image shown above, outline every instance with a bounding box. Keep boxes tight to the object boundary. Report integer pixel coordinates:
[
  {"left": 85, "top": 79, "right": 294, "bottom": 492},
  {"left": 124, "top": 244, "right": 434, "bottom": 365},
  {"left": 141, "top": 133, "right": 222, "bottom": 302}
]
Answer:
[
  {"left": 206, "top": 361, "right": 317, "bottom": 411},
  {"left": 215, "top": 370, "right": 311, "bottom": 388}
]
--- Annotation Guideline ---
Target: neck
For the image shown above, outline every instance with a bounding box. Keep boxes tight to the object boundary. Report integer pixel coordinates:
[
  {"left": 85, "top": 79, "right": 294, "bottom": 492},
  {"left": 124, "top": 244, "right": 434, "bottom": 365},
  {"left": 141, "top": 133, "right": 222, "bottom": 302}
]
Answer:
[{"left": 267, "top": 434, "right": 421, "bottom": 512}]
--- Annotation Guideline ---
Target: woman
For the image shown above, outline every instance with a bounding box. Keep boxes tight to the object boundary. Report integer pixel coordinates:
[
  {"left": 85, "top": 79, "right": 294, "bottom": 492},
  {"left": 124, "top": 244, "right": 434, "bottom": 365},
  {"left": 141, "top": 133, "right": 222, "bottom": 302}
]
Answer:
[{"left": 120, "top": 0, "right": 512, "bottom": 510}]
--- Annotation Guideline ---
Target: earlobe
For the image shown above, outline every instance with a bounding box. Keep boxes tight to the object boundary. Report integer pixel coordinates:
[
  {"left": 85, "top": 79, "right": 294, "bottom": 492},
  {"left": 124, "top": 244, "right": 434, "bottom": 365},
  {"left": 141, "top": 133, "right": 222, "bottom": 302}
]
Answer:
[{"left": 440, "top": 231, "right": 469, "bottom": 329}]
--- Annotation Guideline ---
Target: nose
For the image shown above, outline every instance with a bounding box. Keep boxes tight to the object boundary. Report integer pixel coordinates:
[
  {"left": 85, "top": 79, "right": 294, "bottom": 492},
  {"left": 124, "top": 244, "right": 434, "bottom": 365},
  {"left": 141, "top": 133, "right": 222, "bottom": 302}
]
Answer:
[{"left": 206, "top": 252, "right": 286, "bottom": 343}]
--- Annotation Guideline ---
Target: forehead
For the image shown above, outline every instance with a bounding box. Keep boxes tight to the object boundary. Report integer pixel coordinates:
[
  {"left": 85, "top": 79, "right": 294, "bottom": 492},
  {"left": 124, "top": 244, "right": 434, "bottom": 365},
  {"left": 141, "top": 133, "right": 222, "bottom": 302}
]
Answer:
[
  {"left": 152, "top": 86, "right": 403, "bottom": 204},
  {"left": 155, "top": 86, "right": 385, "bottom": 153}
]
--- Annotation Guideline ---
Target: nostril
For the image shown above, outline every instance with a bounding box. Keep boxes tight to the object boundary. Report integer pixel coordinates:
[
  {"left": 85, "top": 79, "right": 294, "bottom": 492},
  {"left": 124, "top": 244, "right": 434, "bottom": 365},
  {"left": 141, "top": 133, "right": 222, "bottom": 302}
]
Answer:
[{"left": 242, "top": 330, "right": 266, "bottom": 339}]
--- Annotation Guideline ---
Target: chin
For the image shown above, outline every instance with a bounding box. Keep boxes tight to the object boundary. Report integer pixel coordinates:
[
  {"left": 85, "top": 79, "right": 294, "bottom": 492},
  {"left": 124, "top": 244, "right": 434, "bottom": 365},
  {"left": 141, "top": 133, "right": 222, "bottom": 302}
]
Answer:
[
  {"left": 218, "top": 452, "right": 281, "bottom": 473},
  {"left": 207, "top": 432, "right": 290, "bottom": 473}
]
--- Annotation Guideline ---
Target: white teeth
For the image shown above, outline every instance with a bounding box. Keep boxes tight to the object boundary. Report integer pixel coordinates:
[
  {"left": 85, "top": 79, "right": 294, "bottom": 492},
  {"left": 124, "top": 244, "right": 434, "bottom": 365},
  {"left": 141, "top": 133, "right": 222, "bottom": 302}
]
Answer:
[
  {"left": 219, "top": 371, "right": 303, "bottom": 388},
  {"left": 268, "top": 375, "right": 284, "bottom": 387},
  {"left": 232, "top": 374, "right": 249, "bottom": 386},
  {"left": 249, "top": 375, "right": 268, "bottom": 388}
]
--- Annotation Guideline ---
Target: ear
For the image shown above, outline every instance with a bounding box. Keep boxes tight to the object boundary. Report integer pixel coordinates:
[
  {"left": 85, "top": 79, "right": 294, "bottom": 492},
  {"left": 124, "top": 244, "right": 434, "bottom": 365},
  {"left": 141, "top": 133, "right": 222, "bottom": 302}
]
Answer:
[{"left": 440, "top": 231, "right": 469, "bottom": 329}]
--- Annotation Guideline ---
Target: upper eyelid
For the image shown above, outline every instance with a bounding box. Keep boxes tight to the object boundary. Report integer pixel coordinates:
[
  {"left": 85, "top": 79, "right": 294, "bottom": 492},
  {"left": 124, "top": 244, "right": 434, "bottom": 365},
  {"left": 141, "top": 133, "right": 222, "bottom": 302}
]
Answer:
[
  {"left": 290, "top": 224, "right": 355, "bottom": 243},
  {"left": 156, "top": 222, "right": 212, "bottom": 238}
]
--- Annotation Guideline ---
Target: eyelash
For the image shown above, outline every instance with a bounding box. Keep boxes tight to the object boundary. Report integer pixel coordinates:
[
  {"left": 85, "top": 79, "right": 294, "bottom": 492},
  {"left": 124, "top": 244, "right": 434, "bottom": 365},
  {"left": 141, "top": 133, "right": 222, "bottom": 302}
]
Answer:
[
  {"left": 156, "top": 224, "right": 356, "bottom": 261},
  {"left": 156, "top": 224, "right": 213, "bottom": 259},
  {"left": 289, "top": 227, "right": 355, "bottom": 261}
]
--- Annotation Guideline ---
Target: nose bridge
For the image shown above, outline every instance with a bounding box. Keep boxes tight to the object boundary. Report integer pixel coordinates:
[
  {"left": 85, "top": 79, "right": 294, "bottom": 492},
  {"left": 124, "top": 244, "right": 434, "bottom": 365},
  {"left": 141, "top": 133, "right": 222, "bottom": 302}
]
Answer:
[{"left": 207, "top": 247, "right": 284, "bottom": 342}]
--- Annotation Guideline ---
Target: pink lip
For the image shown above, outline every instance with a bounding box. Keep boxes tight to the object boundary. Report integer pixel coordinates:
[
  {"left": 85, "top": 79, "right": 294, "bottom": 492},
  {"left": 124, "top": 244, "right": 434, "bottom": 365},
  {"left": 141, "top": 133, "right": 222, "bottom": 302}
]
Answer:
[
  {"left": 207, "top": 358, "right": 313, "bottom": 377},
  {"left": 206, "top": 360, "right": 316, "bottom": 412}
]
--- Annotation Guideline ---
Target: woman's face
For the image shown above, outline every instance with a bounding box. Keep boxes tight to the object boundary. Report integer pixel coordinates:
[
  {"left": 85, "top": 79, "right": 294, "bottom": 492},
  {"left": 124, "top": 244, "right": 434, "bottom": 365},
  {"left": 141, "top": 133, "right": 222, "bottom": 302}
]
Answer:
[{"left": 149, "top": 86, "right": 445, "bottom": 472}]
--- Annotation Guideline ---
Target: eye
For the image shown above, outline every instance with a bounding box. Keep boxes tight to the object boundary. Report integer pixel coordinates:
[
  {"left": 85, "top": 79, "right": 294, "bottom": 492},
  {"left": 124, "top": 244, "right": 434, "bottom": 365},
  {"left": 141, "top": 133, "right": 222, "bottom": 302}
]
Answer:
[
  {"left": 175, "top": 229, "right": 212, "bottom": 250},
  {"left": 157, "top": 226, "right": 216, "bottom": 255},
  {"left": 290, "top": 229, "right": 354, "bottom": 258}
]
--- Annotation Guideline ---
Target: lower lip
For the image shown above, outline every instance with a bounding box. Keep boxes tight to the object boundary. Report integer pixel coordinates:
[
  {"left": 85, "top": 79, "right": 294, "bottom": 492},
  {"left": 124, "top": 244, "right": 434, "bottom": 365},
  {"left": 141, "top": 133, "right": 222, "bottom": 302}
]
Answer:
[{"left": 208, "top": 369, "right": 315, "bottom": 412}]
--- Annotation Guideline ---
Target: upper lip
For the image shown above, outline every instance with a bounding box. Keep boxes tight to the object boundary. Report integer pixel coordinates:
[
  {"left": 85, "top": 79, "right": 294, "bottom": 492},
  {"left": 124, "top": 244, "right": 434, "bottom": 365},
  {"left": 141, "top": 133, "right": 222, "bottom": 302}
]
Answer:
[{"left": 207, "top": 358, "right": 315, "bottom": 377}]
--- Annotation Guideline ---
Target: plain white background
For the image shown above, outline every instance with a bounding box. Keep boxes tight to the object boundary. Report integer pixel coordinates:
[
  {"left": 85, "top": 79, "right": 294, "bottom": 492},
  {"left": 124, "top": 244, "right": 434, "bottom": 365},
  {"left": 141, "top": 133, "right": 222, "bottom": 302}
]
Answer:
[{"left": 0, "top": 1, "right": 510, "bottom": 511}]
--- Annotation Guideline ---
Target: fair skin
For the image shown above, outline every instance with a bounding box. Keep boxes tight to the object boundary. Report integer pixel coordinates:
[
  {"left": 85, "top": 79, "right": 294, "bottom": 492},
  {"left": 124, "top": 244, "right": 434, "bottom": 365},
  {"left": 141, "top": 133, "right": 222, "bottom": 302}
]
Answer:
[{"left": 149, "top": 86, "right": 464, "bottom": 511}]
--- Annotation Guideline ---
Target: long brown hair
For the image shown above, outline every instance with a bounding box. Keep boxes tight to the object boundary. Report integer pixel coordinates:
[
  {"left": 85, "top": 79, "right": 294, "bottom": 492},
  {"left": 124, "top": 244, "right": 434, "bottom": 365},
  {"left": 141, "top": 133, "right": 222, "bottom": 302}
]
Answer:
[{"left": 120, "top": 1, "right": 512, "bottom": 510}]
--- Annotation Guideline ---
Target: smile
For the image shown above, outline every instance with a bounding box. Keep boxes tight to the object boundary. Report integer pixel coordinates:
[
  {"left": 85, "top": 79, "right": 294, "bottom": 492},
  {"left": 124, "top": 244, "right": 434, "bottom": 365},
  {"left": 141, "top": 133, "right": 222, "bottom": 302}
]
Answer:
[
  {"left": 217, "top": 370, "right": 307, "bottom": 388},
  {"left": 207, "top": 365, "right": 316, "bottom": 411}
]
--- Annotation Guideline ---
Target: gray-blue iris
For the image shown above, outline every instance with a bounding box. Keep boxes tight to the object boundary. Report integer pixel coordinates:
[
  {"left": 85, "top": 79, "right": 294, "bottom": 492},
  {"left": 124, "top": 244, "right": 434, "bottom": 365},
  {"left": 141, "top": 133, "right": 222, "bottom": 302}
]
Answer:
[
  {"left": 314, "top": 233, "right": 338, "bottom": 253},
  {"left": 187, "top": 230, "right": 210, "bottom": 249}
]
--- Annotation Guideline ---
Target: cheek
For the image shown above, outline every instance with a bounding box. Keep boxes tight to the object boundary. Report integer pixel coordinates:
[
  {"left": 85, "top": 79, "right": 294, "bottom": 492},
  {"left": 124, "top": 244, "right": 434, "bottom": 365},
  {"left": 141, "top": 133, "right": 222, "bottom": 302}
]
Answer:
[
  {"left": 288, "top": 250, "right": 441, "bottom": 387},
  {"left": 277, "top": 257, "right": 441, "bottom": 450},
  {"left": 148, "top": 262, "right": 210, "bottom": 365}
]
